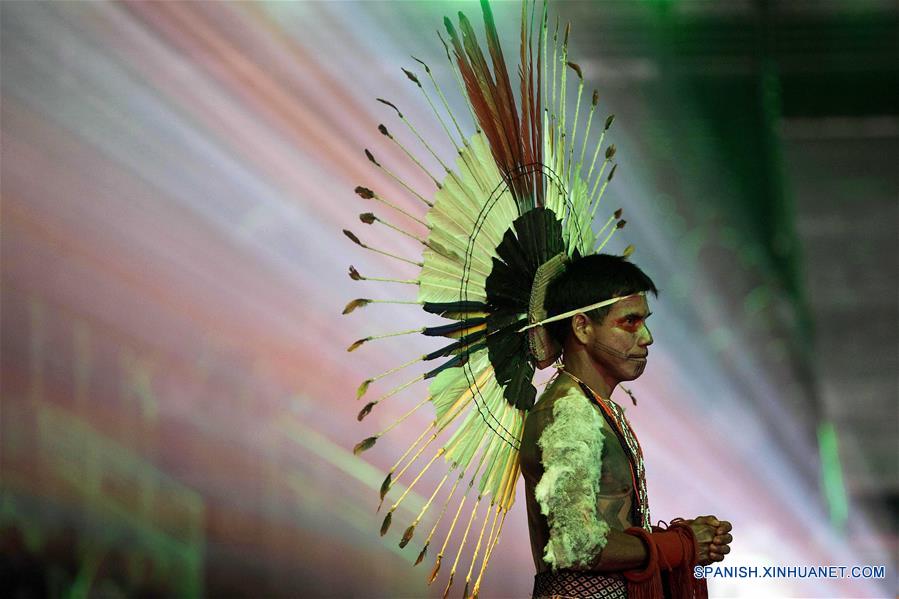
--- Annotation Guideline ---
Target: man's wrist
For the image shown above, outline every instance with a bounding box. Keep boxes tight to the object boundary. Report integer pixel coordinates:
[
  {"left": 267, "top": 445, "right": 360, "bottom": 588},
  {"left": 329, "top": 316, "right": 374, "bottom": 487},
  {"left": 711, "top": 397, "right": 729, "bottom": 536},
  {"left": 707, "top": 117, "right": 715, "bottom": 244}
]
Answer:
[
  {"left": 621, "top": 527, "right": 658, "bottom": 580},
  {"left": 651, "top": 529, "right": 692, "bottom": 569},
  {"left": 625, "top": 522, "right": 698, "bottom": 572}
]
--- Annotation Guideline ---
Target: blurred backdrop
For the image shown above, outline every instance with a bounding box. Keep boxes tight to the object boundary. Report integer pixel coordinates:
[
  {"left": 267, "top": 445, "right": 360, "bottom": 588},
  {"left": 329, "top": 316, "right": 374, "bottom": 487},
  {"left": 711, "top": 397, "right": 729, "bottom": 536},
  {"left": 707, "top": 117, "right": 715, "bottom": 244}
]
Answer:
[{"left": 1, "top": 1, "right": 896, "bottom": 597}]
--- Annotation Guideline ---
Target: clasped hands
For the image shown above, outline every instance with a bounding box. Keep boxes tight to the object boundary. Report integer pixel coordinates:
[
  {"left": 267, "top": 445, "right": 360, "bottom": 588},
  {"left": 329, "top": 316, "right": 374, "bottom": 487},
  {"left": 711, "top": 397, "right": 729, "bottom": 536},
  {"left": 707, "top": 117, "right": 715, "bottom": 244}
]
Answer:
[{"left": 681, "top": 515, "right": 732, "bottom": 566}]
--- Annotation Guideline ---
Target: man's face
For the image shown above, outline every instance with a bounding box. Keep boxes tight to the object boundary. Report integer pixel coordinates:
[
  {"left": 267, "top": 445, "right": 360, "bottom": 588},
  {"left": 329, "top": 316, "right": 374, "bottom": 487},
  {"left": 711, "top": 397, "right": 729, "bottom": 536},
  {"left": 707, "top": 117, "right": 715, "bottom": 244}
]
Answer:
[{"left": 583, "top": 294, "right": 653, "bottom": 384}]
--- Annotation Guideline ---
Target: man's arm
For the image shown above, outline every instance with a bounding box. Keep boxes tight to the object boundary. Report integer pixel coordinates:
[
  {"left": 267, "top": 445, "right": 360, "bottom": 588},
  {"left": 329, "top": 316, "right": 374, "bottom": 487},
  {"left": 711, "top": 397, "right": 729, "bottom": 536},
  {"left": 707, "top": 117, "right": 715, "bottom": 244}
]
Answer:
[
  {"left": 534, "top": 388, "right": 612, "bottom": 571},
  {"left": 571, "top": 530, "right": 650, "bottom": 572},
  {"left": 574, "top": 517, "right": 733, "bottom": 573}
]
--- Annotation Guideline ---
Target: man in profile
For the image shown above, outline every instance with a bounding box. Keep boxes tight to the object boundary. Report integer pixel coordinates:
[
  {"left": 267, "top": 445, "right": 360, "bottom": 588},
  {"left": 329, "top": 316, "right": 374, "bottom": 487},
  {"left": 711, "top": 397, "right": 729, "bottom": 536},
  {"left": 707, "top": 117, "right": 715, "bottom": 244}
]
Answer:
[{"left": 520, "top": 253, "right": 733, "bottom": 598}]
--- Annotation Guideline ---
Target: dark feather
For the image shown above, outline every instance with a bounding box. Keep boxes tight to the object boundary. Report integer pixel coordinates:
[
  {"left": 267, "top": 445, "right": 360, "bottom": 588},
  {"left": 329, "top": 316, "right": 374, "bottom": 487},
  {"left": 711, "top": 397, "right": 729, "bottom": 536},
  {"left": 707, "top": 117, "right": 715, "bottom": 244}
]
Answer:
[
  {"left": 423, "top": 342, "right": 487, "bottom": 379},
  {"left": 357, "top": 401, "right": 376, "bottom": 421},
  {"left": 354, "top": 186, "right": 375, "bottom": 199},
  {"left": 347, "top": 338, "right": 367, "bottom": 352},
  {"left": 376, "top": 98, "right": 403, "bottom": 118},
  {"left": 485, "top": 315, "right": 535, "bottom": 409},
  {"left": 486, "top": 256, "right": 530, "bottom": 308},
  {"left": 342, "top": 298, "right": 370, "bottom": 314},
  {"left": 422, "top": 301, "right": 488, "bottom": 318},
  {"left": 567, "top": 61, "right": 582, "bottom": 80},
  {"left": 411, "top": 56, "right": 431, "bottom": 74},
  {"left": 353, "top": 436, "right": 377, "bottom": 455},
  {"left": 493, "top": 229, "right": 533, "bottom": 289},
  {"left": 365, "top": 148, "right": 381, "bottom": 166},
  {"left": 422, "top": 318, "right": 486, "bottom": 338},
  {"left": 401, "top": 68, "right": 421, "bottom": 87},
  {"left": 400, "top": 525, "right": 416, "bottom": 548},
  {"left": 380, "top": 473, "right": 392, "bottom": 500},
  {"left": 423, "top": 331, "right": 489, "bottom": 362},
  {"left": 415, "top": 543, "right": 429, "bottom": 566},
  {"left": 343, "top": 229, "right": 362, "bottom": 246}
]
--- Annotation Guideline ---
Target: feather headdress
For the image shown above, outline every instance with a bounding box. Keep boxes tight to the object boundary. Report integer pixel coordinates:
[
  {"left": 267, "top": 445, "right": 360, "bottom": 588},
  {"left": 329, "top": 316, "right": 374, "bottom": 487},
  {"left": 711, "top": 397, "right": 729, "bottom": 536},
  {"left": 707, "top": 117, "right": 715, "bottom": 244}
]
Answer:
[{"left": 343, "top": 1, "right": 629, "bottom": 596}]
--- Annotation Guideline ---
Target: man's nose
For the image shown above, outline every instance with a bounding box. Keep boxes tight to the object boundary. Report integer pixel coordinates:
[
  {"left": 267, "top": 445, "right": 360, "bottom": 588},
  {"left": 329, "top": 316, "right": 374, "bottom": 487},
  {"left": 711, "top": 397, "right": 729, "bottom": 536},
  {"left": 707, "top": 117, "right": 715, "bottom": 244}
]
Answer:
[{"left": 639, "top": 325, "right": 653, "bottom": 347}]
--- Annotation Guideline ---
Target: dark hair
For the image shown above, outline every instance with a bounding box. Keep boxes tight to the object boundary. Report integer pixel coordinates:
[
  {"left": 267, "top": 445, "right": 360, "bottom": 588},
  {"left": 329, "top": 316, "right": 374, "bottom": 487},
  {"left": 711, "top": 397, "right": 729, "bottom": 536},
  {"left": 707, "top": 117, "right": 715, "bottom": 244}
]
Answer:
[{"left": 544, "top": 253, "right": 658, "bottom": 346}]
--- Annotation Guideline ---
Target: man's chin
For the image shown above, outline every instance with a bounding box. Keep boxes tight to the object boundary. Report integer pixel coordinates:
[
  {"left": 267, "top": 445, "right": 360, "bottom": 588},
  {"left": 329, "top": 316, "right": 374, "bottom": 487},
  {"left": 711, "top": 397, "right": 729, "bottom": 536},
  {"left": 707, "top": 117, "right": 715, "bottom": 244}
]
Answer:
[{"left": 622, "top": 361, "right": 647, "bottom": 380}]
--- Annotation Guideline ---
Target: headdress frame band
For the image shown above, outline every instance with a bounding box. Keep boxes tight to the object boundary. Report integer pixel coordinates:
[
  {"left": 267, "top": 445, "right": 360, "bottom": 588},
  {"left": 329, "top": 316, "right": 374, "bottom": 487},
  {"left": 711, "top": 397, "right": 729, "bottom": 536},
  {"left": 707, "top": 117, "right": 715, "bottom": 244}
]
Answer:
[{"left": 518, "top": 291, "right": 646, "bottom": 333}]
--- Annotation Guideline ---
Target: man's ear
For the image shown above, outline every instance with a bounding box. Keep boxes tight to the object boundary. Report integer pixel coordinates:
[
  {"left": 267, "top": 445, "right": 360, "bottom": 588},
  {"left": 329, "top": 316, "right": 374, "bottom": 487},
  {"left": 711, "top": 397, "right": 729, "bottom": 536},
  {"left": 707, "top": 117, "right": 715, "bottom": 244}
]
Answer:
[{"left": 571, "top": 313, "right": 592, "bottom": 345}]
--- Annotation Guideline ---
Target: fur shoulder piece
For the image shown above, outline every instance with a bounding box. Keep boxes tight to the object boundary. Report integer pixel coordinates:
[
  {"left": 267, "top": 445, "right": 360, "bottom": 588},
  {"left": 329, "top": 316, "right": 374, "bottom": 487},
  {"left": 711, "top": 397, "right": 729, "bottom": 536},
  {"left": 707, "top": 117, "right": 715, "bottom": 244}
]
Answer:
[{"left": 534, "top": 386, "right": 610, "bottom": 570}]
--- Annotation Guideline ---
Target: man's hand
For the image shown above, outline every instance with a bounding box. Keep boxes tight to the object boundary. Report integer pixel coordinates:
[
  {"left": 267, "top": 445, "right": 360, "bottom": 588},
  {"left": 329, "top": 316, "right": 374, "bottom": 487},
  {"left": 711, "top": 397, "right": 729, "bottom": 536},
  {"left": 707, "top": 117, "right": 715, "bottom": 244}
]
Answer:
[{"left": 685, "top": 515, "right": 732, "bottom": 566}]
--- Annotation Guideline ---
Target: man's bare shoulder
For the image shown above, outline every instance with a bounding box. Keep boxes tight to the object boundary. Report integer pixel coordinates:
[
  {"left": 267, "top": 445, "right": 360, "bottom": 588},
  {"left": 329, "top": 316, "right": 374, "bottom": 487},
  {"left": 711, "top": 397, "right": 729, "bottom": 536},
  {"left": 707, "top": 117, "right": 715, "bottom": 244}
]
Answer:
[
  {"left": 523, "top": 374, "right": 590, "bottom": 445},
  {"left": 520, "top": 373, "right": 606, "bottom": 477},
  {"left": 523, "top": 373, "right": 613, "bottom": 444},
  {"left": 530, "top": 373, "right": 587, "bottom": 415}
]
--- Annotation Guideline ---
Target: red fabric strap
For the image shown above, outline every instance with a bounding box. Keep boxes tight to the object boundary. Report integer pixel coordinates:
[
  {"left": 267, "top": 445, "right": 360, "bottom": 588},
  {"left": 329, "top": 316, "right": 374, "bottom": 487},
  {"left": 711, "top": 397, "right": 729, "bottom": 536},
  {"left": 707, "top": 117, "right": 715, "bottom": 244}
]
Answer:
[
  {"left": 624, "top": 524, "right": 709, "bottom": 599},
  {"left": 621, "top": 527, "right": 658, "bottom": 581},
  {"left": 622, "top": 527, "right": 664, "bottom": 599},
  {"left": 652, "top": 529, "right": 692, "bottom": 569}
]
